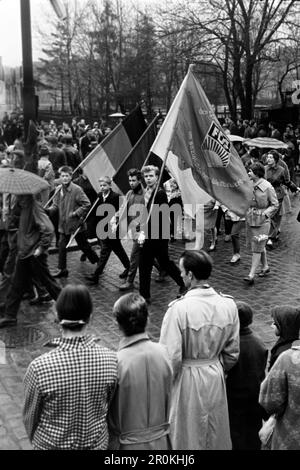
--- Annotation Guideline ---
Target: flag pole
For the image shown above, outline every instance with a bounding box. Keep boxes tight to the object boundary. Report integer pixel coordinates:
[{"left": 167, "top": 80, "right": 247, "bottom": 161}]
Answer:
[
  {"left": 112, "top": 113, "right": 160, "bottom": 179},
  {"left": 66, "top": 196, "right": 100, "bottom": 249},
  {"left": 43, "top": 184, "right": 62, "bottom": 209}
]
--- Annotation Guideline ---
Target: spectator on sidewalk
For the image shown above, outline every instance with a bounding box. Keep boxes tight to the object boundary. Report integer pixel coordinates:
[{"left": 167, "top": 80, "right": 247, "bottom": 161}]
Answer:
[
  {"left": 23, "top": 284, "right": 117, "bottom": 450},
  {"left": 108, "top": 293, "right": 172, "bottom": 450}
]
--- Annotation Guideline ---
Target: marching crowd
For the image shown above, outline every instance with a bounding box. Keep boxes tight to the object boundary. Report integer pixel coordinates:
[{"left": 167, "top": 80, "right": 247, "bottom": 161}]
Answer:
[{"left": 0, "top": 112, "right": 300, "bottom": 450}]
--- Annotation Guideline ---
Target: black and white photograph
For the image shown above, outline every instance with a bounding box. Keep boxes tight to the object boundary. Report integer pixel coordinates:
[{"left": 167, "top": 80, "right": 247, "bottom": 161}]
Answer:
[{"left": 0, "top": 0, "right": 300, "bottom": 453}]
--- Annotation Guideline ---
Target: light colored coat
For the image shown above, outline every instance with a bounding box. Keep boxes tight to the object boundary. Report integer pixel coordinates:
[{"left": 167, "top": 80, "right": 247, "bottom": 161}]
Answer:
[
  {"left": 159, "top": 287, "right": 240, "bottom": 450},
  {"left": 259, "top": 342, "right": 300, "bottom": 450},
  {"left": 108, "top": 333, "right": 173, "bottom": 450}
]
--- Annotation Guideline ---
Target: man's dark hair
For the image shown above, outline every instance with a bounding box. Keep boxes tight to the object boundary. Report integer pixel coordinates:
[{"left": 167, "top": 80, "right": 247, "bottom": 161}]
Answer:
[
  {"left": 127, "top": 168, "right": 142, "bottom": 180},
  {"left": 250, "top": 162, "right": 265, "bottom": 178},
  {"left": 59, "top": 165, "right": 73, "bottom": 175},
  {"left": 56, "top": 284, "right": 93, "bottom": 331},
  {"left": 180, "top": 250, "right": 213, "bottom": 280},
  {"left": 114, "top": 293, "right": 148, "bottom": 336}
]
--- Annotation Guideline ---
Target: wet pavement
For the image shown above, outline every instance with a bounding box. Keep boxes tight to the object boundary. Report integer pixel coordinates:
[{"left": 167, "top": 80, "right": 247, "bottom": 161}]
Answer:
[{"left": 0, "top": 193, "right": 299, "bottom": 449}]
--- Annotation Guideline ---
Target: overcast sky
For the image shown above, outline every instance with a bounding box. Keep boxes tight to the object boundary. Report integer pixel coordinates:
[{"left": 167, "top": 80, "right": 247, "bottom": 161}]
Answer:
[
  {"left": 0, "top": 0, "right": 158, "bottom": 68},
  {"left": 0, "top": 0, "right": 56, "bottom": 67}
]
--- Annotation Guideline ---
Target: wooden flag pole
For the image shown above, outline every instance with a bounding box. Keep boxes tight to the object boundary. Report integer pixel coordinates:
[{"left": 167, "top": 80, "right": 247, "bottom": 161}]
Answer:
[{"left": 66, "top": 196, "right": 100, "bottom": 249}]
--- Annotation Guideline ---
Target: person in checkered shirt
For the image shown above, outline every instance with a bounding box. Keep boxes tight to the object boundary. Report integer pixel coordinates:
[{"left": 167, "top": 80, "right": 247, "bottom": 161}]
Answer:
[{"left": 23, "top": 284, "right": 117, "bottom": 450}]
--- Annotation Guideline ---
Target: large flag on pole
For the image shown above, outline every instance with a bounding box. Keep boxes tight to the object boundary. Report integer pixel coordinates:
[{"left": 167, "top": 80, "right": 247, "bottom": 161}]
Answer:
[
  {"left": 76, "top": 106, "right": 147, "bottom": 193},
  {"left": 150, "top": 65, "right": 253, "bottom": 217}
]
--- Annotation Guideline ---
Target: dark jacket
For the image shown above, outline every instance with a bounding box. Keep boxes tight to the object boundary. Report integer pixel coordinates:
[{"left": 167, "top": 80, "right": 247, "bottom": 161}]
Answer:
[
  {"left": 142, "top": 186, "right": 169, "bottom": 240},
  {"left": 17, "top": 197, "right": 54, "bottom": 259},
  {"left": 95, "top": 190, "right": 122, "bottom": 239},
  {"left": 226, "top": 326, "right": 268, "bottom": 450}
]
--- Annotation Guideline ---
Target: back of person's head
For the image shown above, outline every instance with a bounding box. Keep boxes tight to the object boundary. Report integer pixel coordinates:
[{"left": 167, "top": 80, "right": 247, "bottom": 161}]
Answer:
[
  {"left": 127, "top": 168, "right": 142, "bottom": 180},
  {"left": 180, "top": 250, "right": 213, "bottom": 280},
  {"left": 47, "top": 135, "right": 58, "bottom": 146},
  {"left": 250, "top": 161, "right": 265, "bottom": 178},
  {"left": 12, "top": 150, "right": 25, "bottom": 169},
  {"left": 39, "top": 145, "right": 50, "bottom": 158},
  {"left": 236, "top": 301, "right": 253, "bottom": 330},
  {"left": 56, "top": 284, "right": 93, "bottom": 331},
  {"left": 113, "top": 293, "right": 148, "bottom": 336},
  {"left": 59, "top": 165, "right": 73, "bottom": 175},
  {"left": 249, "top": 148, "right": 259, "bottom": 160},
  {"left": 271, "top": 305, "right": 300, "bottom": 341},
  {"left": 62, "top": 134, "right": 73, "bottom": 145}
]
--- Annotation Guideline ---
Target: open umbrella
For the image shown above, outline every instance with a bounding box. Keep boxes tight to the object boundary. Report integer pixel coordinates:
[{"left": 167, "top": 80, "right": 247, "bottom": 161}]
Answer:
[
  {"left": 228, "top": 135, "right": 244, "bottom": 142},
  {"left": 244, "top": 137, "right": 288, "bottom": 149},
  {"left": 0, "top": 168, "right": 50, "bottom": 195},
  {"left": 109, "top": 112, "right": 125, "bottom": 118}
]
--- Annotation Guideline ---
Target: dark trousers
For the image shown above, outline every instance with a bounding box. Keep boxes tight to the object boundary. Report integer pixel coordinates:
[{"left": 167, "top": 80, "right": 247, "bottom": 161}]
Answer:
[
  {"left": 5, "top": 254, "right": 61, "bottom": 320},
  {"left": 0, "top": 230, "right": 9, "bottom": 273},
  {"left": 58, "top": 231, "right": 99, "bottom": 270},
  {"left": 95, "top": 238, "right": 129, "bottom": 277},
  {"left": 139, "top": 239, "right": 184, "bottom": 299}
]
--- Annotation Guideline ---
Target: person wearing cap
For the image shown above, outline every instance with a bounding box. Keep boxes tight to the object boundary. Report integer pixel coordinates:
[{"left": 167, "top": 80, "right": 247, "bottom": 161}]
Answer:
[
  {"left": 108, "top": 293, "right": 173, "bottom": 450},
  {"left": 159, "top": 250, "right": 240, "bottom": 450},
  {"left": 226, "top": 301, "right": 268, "bottom": 450},
  {"left": 23, "top": 284, "right": 117, "bottom": 450},
  {"left": 85, "top": 176, "right": 130, "bottom": 285}
]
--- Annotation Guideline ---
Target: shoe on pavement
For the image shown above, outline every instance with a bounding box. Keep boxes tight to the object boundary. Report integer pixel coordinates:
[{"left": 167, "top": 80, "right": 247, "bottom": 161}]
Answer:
[
  {"left": 230, "top": 254, "right": 240, "bottom": 264},
  {"left": 85, "top": 274, "right": 99, "bottom": 285},
  {"left": 243, "top": 275, "right": 254, "bottom": 285},
  {"left": 0, "top": 317, "right": 17, "bottom": 328},
  {"left": 119, "top": 268, "right": 129, "bottom": 279},
  {"left": 29, "top": 294, "right": 52, "bottom": 305},
  {"left": 119, "top": 282, "right": 134, "bottom": 291},
  {"left": 258, "top": 267, "right": 270, "bottom": 277},
  {"left": 80, "top": 254, "right": 87, "bottom": 262},
  {"left": 224, "top": 235, "right": 231, "bottom": 242},
  {"left": 52, "top": 269, "right": 69, "bottom": 278}
]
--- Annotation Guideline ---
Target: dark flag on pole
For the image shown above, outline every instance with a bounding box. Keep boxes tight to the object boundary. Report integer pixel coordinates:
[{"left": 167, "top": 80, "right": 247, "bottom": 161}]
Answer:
[{"left": 77, "top": 106, "right": 147, "bottom": 194}]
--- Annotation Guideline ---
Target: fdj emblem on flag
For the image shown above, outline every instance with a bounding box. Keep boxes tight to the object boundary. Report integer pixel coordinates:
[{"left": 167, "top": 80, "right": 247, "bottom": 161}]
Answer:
[{"left": 202, "top": 122, "right": 231, "bottom": 167}]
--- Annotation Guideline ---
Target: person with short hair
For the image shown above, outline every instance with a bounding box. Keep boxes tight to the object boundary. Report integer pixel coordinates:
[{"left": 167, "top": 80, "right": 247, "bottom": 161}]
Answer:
[
  {"left": 48, "top": 166, "right": 99, "bottom": 278},
  {"left": 226, "top": 301, "right": 268, "bottom": 450},
  {"left": 159, "top": 250, "right": 240, "bottom": 450},
  {"left": 85, "top": 176, "right": 130, "bottom": 285},
  {"left": 23, "top": 284, "right": 117, "bottom": 450},
  {"left": 244, "top": 162, "right": 279, "bottom": 284},
  {"left": 138, "top": 165, "right": 185, "bottom": 303},
  {"left": 108, "top": 293, "right": 173, "bottom": 450}
]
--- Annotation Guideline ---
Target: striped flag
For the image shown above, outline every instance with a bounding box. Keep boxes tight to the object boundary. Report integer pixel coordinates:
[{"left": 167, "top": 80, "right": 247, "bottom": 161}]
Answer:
[
  {"left": 77, "top": 106, "right": 147, "bottom": 193},
  {"left": 150, "top": 65, "right": 253, "bottom": 217},
  {"left": 113, "top": 114, "right": 159, "bottom": 193}
]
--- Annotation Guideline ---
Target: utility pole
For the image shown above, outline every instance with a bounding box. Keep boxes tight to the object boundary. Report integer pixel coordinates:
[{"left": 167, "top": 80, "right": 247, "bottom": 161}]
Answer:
[
  {"left": 20, "top": 0, "right": 66, "bottom": 140},
  {"left": 20, "top": 0, "right": 36, "bottom": 140}
]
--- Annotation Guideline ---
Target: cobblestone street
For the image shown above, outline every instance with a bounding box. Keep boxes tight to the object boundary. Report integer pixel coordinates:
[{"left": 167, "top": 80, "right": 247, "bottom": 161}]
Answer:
[{"left": 0, "top": 195, "right": 299, "bottom": 449}]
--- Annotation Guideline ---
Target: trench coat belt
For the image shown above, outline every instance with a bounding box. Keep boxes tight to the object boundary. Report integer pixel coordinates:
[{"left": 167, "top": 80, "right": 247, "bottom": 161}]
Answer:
[
  {"left": 119, "top": 422, "right": 170, "bottom": 445},
  {"left": 182, "top": 357, "right": 219, "bottom": 367}
]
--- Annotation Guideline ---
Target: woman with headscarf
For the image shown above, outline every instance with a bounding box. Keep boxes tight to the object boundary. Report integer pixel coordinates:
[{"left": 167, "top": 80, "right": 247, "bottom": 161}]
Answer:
[{"left": 268, "top": 305, "right": 300, "bottom": 371}]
